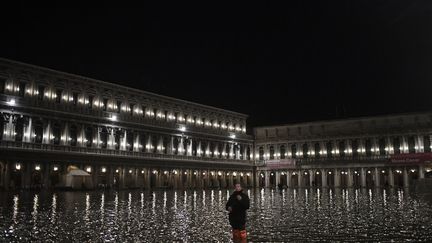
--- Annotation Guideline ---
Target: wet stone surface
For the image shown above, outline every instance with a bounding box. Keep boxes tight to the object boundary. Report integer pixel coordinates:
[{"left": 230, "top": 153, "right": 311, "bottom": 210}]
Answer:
[{"left": 1, "top": 188, "right": 432, "bottom": 242}]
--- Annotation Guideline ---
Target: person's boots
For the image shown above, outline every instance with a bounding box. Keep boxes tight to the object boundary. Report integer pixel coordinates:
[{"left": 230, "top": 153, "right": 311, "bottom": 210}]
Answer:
[{"left": 232, "top": 229, "right": 247, "bottom": 243}]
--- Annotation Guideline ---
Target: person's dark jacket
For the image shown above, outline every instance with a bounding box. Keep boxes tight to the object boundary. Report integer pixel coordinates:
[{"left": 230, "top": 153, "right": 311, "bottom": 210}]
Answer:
[{"left": 225, "top": 190, "right": 250, "bottom": 229}]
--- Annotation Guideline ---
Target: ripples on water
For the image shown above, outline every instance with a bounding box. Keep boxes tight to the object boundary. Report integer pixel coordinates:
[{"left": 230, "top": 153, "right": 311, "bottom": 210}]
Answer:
[{"left": 1, "top": 188, "right": 432, "bottom": 242}]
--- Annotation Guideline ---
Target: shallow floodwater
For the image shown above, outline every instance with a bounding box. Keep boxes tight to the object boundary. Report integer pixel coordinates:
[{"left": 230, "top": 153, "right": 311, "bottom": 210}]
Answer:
[{"left": 1, "top": 188, "right": 432, "bottom": 242}]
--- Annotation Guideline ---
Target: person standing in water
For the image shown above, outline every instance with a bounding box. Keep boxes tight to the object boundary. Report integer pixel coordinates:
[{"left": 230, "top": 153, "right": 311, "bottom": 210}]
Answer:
[{"left": 226, "top": 182, "right": 250, "bottom": 242}]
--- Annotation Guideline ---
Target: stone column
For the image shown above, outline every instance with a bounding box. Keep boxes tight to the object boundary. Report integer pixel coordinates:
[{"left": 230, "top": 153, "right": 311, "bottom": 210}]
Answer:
[
  {"left": 3, "top": 114, "right": 16, "bottom": 141},
  {"left": 321, "top": 169, "right": 328, "bottom": 188},
  {"left": 229, "top": 144, "right": 234, "bottom": 159},
  {"left": 120, "top": 130, "right": 128, "bottom": 151},
  {"left": 360, "top": 168, "right": 367, "bottom": 188},
  {"left": 309, "top": 170, "right": 314, "bottom": 187},
  {"left": 374, "top": 167, "right": 380, "bottom": 187},
  {"left": 77, "top": 124, "right": 86, "bottom": 147},
  {"left": 42, "top": 120, "right": 52, "bottom": 144},
  {"left": 275, "top": 171, "right": 281, "bottom": 188},
  {"left": 334, "top": 169, "right": 340, "bottom": 187},
  {"left": 388, "top": 168, "right": 395, "bottom": 187},
  {"left": 187, "top": 138, "right": 193, "bottom": 156},
  {"left": 146, "top": 134, "right": 153, "bottom": 153},
  {"left": 403, "top": 167, "right": 409, "bottom": 188},
  {"left": 264, "top": 171, "right": 270, "bottom": 188},
  {"left": 298, "top": 170, "right": 303, "bottom": 187},
  {"left": 61, "top": 122, "right": 70, "bottom": 146},
  {"left": 347, "top": 168, "right": 354, "bottom": 188},
  {"left": 23, "top": 117, "right": 33, "bottom": 142},
  {"left": 419, "top": 165, "right": 425, "bottom": 179},
  {"left": 168, "top": 136, "right": 174, "bottom": 155},
  {"left": 287, "top": 171, "right": 292, "bottom": 188},
  {"left": 255, "top": 171, "right": 260, "bottom": 188}
]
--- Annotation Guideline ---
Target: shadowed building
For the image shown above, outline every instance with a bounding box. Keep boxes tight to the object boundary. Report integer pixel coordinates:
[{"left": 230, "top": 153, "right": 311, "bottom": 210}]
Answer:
[{"left": 0, "top": 58, "right": 254, "bottom": 190}]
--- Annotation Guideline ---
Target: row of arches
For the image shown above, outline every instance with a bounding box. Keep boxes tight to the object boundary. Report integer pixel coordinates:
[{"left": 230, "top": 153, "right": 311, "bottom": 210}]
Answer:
[
  {"left": 258, "top": 135, "right": 431, "bottom": 160},
  {"left": 1, "top": 78, "right": 247, "bottom": 134},
  {"left": 1, "top": 115, "right": 254, "bottom": 160}
]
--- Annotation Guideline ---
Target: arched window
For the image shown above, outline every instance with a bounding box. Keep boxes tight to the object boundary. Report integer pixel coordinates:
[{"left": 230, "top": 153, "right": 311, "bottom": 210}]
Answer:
[
  {"left": 352, "top": 140, "right": 359, "bottom": 157},
  {"left": 114, "top": 129, "right": 121, "bottom": 150},
  {"left": 100, "top": 127, "right": 108, "bottom": 149},
  {"left": 69, "top": 125, "right": 78, "bottom": 146},
  {"left": 280, "top": 145, "right": 286, "bottom": 159},
  {"left": 393, "top": 137, "right": 401, "bottom": 154},
  {"left": 424, "top": 135, "right": 431, "bottom": 153},
  {"left": 269, "top": 146, "right": 275, "bottom": 159},
  {"left": 34, "top": 120, "right": 44, "bottom": 144},
  {"left": 408, "top": 136, "right": 416, "bottom": 153},
  {"left": 365, "top": 139, "right": 372, "bottom": 156},
  {"left": 302, "top": 144, "right": 308, "bottom": 158},
  {"left": 126, "top": 130, "right": 133, "bottom": 151},
  {"left": 173, "top": 137, "right": 179, "bottom": 155},
  {"left": 314, "top": 143, "right": 320, "bottom": 158},
  {"left": 85, "top": 126, "right": 93, "bottom": 148},
  {"left": 14, "top": 117, "right": 24, "bottom": 142},
  {"left": 259, "top": 147, "right": 264, "bottom": 160},
  {"left": 326, "top": 142, "right": 332, "bottom": 158},
  {"left": 379, "top": 138, "right": 386, "bottom": 155},
  {"left": 291, "top": 144, "right": 297, "bottom": 158},
  {"left": 339, "top": 141, "right": 345, "bottom": 157},
  {"left": 52, "top": 123, "right": 61, "bottom": 145}
]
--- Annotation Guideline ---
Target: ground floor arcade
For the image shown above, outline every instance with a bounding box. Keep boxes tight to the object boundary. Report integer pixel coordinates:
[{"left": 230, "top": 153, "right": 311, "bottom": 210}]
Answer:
[
  {"left": 0, "top": 160, "right": 254, "bottom": 190},
  {"left": 257, "top": 164, "right": 431, "bottom": 188}
]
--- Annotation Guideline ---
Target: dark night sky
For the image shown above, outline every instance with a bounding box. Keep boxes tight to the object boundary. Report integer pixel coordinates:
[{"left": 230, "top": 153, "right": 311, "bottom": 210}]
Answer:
[{"left": 1, "top": 2, "right": 432, "bottom": 129}]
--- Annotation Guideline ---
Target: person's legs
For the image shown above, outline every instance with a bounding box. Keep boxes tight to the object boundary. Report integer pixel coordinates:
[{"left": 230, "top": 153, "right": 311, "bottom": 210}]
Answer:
[{"left": 232, "top": 224, "right": 246, "bottom": 242}]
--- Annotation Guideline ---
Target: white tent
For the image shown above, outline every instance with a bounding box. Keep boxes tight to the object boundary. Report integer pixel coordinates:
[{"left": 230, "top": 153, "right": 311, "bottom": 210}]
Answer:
[{"left": 64, "top": 169, "right": 92, "bottom": 189}]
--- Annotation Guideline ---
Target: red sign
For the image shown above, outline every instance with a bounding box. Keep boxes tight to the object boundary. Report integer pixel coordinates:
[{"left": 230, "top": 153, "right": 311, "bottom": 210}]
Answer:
[
  {"left": 390, "top": 152, "right": 432, "bottom": 163},
  {"left": 265, "top": 159, "right": 297, "bottom": 169}
]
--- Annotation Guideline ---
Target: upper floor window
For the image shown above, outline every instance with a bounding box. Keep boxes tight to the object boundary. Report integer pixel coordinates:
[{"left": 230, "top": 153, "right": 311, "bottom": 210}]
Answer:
[
  {"left": 37, "top": 85, "right": 45, "bottom": 101},
  {"left": 88, "top": 95, "right": 94, "bottom": 109},
  {"left": 103, "top": 98, "right": 108, "bottom": 111},
  {"left": 18, "top": 82, "right": 25, "bottom": 97},
  {"left": 55, "top": 89, "right": 62, "bottom": 103},
  {"left": 423, "top": 135, "right": 431, "bottom": 153},
  {"left": 280, "top": 145, "right": 286, "bottom": 159},
  {"left": 72, "top": 92, "right": 78, "bottom": 106},
  {"left": 116, "top": 101, "right": 121, "bottom": 113}
]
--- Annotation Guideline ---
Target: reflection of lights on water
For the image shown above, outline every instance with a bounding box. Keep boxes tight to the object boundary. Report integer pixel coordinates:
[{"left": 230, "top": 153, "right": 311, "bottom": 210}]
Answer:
[
  {"left": 85, "top": 193, "right": 90, "bottom": 222},
  {"left": 100, "top": 193, "right": 105, "bottom": 223},
  {"left": 114, "top": 192, "right": 118, "bottom": 213},
  {"left": 51, "top": 194, "right": 57, "bottom": 224},
  {"left": 12, "top": 195, "right": 19, "bottom": 223},
  {"left": 174, "top": 191, "right": 177, "bottom": 210},
  {"left": 32, "top": 194, "right": 39, "bottom": 225}
]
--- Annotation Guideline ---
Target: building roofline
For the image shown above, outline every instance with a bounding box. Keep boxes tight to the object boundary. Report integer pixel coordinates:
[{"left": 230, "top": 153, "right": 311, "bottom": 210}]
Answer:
[
  {"left": 253, "top": 110, "right": 432, "bottom": 130},
  {"left": 0, "top": 57, "right": 248, "bottom": 119}
]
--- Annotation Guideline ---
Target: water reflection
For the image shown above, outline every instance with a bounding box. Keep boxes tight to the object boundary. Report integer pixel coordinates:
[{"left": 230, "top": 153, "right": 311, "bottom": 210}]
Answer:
[
  {"left": 51, "top": 194, "right": 57, "bottom": 224},
  {"left": 12, "top": 195, "right": 18, "bottom": 224},
  {"left": 1, "top": 189, "right": 432, "bottom": 242}
]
